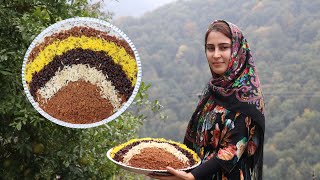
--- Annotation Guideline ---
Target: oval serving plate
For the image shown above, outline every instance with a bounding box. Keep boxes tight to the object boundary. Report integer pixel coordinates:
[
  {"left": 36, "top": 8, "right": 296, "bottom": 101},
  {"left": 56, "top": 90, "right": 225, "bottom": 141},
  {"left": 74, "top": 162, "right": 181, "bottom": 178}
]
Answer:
[{"left": 106, "top": 148, "right": 201, "bottom": 176}]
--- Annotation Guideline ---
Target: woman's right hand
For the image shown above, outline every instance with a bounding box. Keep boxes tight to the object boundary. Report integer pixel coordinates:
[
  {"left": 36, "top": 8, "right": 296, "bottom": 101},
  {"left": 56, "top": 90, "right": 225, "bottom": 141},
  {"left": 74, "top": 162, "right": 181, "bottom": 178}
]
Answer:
[{"left": 147, "top": 167, "right": 195, "bottom": 180}]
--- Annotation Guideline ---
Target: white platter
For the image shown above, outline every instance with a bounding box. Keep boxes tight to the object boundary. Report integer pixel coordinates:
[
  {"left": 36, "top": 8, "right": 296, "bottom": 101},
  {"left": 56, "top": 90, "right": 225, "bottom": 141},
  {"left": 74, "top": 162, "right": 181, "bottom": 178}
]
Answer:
[{"left": 106, "top": 148, "right": 201, "bottom": 176}]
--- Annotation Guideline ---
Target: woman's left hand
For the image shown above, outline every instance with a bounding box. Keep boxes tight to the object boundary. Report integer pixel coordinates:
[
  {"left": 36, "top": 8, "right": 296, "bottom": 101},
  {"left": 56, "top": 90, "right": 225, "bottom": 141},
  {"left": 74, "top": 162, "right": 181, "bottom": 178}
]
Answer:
[{"left": 148, "top": 167, "right": 195, "bottom": 180}]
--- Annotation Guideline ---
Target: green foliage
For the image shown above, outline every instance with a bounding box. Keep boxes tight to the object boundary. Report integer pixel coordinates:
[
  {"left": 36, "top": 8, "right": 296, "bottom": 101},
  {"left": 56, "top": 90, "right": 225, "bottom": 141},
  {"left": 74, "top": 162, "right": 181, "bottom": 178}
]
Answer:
[
  {"left": 114, "top": 0, "right": 320, "bottom": 179},
  {"left": 0, "top": 0, "right": 160, "bottom": 179}
]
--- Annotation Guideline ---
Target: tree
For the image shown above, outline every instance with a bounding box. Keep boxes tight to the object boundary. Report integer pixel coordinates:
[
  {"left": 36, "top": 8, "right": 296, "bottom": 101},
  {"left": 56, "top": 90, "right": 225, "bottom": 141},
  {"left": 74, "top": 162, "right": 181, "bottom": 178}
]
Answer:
[{"left": 0, "top": 0, "right": 158, "bottom": 179}]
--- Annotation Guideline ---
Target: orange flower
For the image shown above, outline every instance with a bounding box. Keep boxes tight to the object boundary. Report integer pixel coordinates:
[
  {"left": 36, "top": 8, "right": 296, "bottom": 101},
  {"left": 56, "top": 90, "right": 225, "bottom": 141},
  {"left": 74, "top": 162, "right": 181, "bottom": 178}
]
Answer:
[
  {"left": 250, "top": 126, "right": 256, "bottom": 137},
  {"left": 222, "top": 173, "right": 228, "bottom": 180},
  {"left": 217, "top": 145, "right": 237, "bottom": 161},
  {"left": 247, "top": 140, "right": 257, "bottom": 156},
  {"left": 214, "top": 105, "right": 225, "bottom": 113},
  {"left": 245, "top": 116, "right": 251, "bottom": 128},
  {"left": 211, "top": 124, "right": 220, "bottom": 148},
  {"left": 206, "top": 152, "right": 215, "bottom": 161}
]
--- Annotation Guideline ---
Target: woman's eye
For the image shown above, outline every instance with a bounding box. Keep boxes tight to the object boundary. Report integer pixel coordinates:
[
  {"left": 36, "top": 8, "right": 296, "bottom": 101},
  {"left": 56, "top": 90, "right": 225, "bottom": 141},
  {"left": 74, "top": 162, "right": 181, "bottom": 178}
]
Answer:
[
  {"left": 206, "top": 47, "right": 214, "bottom": 51},
  {"left": 220, "top": 46, "right": 230, "bottom": 51}
]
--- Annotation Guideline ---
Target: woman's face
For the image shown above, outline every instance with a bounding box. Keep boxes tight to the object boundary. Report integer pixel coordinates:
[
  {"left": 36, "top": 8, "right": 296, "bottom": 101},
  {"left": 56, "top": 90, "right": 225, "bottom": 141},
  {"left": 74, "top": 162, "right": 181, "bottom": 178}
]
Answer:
[{"left": 206, "top": 31, "right": 232, "bottom": 75}]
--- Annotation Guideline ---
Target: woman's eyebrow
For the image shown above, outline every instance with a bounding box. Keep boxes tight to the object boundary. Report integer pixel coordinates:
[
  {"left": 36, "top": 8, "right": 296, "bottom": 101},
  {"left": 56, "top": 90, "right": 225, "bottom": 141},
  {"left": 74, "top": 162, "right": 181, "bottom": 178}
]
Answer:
[
  {"left": 206, "top": 43, "right": 231, "bottom": 46},
  {"left": 219, "top": 43, "right": 231, "bottom": 46}
]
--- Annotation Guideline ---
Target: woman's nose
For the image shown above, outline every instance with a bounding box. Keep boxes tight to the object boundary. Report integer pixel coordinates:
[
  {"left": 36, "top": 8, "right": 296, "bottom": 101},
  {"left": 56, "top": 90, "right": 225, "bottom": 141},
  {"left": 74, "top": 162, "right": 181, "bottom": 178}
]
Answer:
[{"left": 213, "top": 50, "right": 221, "bottom": 58}]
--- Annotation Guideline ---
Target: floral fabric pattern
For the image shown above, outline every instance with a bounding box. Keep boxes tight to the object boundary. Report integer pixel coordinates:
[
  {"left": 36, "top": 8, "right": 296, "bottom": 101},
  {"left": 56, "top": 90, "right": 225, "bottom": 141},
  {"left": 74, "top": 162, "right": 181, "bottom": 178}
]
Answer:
[{"left": 194, "top": 101, "right": 257, "bottom": 179}]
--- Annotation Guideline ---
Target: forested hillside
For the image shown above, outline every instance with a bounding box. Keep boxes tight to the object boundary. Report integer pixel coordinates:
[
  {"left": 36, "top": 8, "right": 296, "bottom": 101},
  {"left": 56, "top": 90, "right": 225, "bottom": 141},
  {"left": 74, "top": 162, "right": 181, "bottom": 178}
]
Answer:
[{"left": 115, "top": 0, "right": 320, "bottom": 179}]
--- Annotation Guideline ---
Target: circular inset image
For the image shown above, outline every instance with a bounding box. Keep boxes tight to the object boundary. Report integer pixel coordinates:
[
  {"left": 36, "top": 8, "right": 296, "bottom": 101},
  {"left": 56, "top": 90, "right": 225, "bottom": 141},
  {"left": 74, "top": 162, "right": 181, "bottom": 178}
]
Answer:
[{"left": 22, "top": 17, "right": 141, "bottom": 128}]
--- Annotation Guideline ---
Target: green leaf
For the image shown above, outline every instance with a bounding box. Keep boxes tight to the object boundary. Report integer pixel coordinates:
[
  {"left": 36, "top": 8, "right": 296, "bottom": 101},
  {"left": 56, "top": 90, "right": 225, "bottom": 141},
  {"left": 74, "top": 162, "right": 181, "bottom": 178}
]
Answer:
[
  {"left": 0, "top": 70, "right": 13, "bottom": 76},
  {"left": 16, "top": 122, "right": 22, "bottom": 131}
]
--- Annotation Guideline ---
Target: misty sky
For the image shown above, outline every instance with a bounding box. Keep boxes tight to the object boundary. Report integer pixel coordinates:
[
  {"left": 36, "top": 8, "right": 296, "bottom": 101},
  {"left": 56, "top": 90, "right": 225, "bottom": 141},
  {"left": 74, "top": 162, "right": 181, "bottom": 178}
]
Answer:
[{"left": 94, "top": 0, "right": 177, "bottom": 18}]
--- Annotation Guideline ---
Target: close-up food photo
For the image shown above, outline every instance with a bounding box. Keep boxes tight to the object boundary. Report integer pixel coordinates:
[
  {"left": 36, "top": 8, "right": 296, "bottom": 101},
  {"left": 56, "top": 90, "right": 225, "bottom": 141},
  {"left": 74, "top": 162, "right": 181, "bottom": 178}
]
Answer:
[{"left": 22, "top": 17, "right": 141, "bottom": 128}]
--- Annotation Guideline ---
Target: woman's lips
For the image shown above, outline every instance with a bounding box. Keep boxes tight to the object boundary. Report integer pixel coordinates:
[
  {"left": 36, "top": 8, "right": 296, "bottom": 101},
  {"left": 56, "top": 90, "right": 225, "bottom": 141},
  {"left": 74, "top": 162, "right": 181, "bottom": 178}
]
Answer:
[{"left": 212, "top": 62, "right": 224, "bottom": 65}]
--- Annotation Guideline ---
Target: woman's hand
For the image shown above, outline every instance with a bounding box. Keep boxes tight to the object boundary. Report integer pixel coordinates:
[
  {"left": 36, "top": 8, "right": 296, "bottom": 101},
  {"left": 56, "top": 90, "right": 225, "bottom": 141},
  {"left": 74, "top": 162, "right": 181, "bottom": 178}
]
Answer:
[{"left": 148, "top": 167, "right": 195, "bottom": 180}]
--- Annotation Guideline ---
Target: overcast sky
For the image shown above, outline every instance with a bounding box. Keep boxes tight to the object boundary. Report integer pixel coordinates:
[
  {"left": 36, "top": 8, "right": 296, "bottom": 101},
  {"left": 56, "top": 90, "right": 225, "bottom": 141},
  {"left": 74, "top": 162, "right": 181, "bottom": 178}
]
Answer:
[{"left": 90, "top": 0, "right": 177, "bottom": 18}]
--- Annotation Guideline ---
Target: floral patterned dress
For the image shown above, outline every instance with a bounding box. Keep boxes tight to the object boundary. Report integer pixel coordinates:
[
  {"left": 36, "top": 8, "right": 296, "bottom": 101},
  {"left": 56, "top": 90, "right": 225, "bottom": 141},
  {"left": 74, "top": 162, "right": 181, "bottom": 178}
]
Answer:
[{"left": 187, "top": 98, "right": 260, "bottom": 180}]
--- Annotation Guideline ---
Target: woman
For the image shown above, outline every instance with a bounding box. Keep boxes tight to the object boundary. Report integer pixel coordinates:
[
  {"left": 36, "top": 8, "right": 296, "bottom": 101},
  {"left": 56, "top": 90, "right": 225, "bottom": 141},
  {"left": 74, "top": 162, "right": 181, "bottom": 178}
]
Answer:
[{"left": 150, "top": 20, "right": 265, "bottom": 180}]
